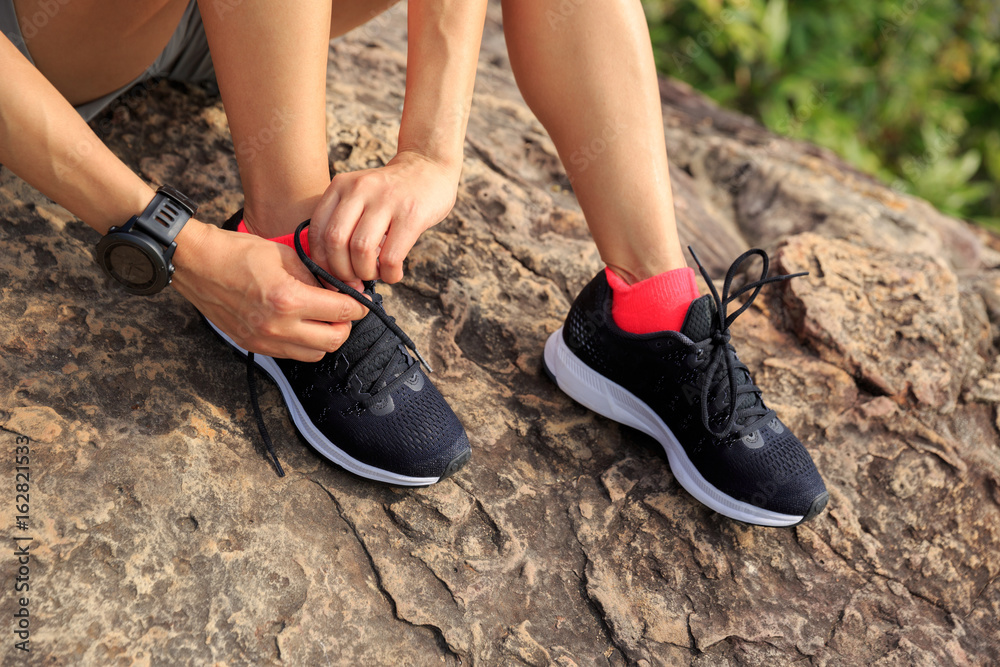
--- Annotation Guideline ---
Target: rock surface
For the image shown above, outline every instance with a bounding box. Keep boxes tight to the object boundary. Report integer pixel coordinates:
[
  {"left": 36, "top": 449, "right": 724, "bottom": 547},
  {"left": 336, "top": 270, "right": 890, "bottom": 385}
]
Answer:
[{"left": 2, "top": 3, "right": 1000, "bottom": 665}]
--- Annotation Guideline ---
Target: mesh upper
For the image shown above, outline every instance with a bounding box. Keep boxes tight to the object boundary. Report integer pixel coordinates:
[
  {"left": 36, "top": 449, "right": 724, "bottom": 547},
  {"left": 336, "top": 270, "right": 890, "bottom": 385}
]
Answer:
[
  {"left": 681, "top": 295, "right": 759, "bottom": 414},
  {"left": 276, "top": 319, "right": 468, "bottom": 478},
  {"left": 333, "top": 295, "right": 411, "bottom": 393}
]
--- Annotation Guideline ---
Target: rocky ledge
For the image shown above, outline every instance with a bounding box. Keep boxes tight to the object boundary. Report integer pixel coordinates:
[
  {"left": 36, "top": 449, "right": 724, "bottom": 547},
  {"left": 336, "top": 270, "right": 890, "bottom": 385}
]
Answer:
[{"left": 1, "top": 3, "right": 998, "bottom": 665}]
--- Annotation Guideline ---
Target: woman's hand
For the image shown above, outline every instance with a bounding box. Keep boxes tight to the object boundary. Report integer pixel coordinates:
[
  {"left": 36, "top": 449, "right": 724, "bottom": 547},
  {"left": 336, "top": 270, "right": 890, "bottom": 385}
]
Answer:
[
  {"left": 171, "top": 221, "right": 369, "bottom": 362},
  {"left": 308, "top": 150, "right": 461, "bottom": 284}
]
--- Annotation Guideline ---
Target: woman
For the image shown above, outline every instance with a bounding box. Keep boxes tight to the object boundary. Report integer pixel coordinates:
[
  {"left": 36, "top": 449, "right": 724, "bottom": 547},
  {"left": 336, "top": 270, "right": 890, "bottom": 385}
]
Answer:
[{"left": 0, "top": 0, "right": 827, "bottom": 525}]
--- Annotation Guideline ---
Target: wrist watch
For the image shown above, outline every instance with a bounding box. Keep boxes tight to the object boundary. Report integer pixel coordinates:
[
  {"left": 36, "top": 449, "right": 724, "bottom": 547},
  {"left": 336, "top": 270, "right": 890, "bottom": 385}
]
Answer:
[{"left": 95, "top": 185, "right": 197, "bottom": 295}]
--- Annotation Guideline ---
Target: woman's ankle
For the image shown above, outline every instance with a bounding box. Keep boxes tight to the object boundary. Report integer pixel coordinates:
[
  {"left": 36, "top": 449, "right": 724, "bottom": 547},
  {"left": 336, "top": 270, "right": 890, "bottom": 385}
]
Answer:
[
  {"left": 243, "top": 194, "right": 324, "bottom": 239},
  {"left": 604, "top": 249, "right": 688, "bottom": 286}
]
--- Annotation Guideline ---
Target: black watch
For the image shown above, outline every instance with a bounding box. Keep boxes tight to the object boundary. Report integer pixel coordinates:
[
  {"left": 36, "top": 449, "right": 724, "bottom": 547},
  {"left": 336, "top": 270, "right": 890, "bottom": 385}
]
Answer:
[{"left": 96, "top": 185, "right": 197, "bottom": 295}]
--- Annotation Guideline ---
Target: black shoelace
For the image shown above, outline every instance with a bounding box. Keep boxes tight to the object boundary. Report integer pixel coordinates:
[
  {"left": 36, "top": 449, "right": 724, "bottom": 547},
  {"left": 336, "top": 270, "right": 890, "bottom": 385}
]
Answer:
[
  {"left": 688, "top": 246, "right": 807, "bottom": 439},
  {"left": 246, "top": 220, "right": 432, "bottom": 477}
]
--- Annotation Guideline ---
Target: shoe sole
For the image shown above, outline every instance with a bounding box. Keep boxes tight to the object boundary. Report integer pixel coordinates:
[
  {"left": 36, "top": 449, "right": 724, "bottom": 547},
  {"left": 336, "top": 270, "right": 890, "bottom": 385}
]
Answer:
[
  {"left": 207, "top": 320, "right": 465, "bottom": 486},
  {"left": 543, "top": 327, "right": 822, "bottom": 527}
]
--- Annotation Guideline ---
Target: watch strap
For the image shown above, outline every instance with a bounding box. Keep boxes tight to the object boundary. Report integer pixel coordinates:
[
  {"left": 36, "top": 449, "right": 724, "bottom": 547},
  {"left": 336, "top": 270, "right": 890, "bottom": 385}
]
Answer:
[{"left": 133, "top": 185, "right": 197, "bottom": 249}]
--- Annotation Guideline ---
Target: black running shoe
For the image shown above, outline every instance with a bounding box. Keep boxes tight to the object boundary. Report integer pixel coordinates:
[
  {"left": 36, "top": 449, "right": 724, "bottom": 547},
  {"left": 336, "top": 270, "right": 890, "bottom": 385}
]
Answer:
[
  {"left": 204, "top": 211, "right": 471, "bottom": 485},
  {"left": 543, "top": 248, "right": 828, "bottom": 526}
]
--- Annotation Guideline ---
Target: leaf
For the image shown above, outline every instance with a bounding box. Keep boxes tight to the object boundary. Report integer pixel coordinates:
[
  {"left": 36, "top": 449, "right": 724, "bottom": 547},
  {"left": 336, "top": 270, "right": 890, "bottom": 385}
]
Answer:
[{"left": 762, "top": 0, "right": 789, "bottom": 65}]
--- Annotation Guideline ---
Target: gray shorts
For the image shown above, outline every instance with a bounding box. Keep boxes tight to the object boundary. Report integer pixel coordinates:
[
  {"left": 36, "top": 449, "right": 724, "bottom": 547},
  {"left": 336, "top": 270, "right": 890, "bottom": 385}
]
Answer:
[{"left": 1, "top": 0, "right": 215, "bottom": 122}]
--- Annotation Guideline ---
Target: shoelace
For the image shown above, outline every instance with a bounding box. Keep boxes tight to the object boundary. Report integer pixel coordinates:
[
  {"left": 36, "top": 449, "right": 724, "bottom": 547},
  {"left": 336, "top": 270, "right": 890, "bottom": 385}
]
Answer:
[
  {"left": 246, "top": 220, "right": 432, "bottom": 477},
  {"left": 688, "top": 246, "right": 807, "bottom": 439}
]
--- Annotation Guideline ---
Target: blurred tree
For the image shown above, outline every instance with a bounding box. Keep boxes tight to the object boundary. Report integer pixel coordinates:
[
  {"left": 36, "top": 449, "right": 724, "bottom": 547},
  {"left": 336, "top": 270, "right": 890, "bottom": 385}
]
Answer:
[{"left": 644, "top": 0, "right": 1000, "bottom": 227}]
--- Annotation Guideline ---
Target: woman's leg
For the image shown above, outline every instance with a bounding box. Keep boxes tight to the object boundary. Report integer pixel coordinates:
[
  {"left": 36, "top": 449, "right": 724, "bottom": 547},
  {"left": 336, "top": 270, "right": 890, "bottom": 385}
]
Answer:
[
  {"left": 195, "top": 0, "right": 403, "bottom": 239},
  {"left": 196, "top": 0, "right": 332, "bottom": 238},
  {"left": 500, "top": 0, "right": 687, "bottom": 284}
]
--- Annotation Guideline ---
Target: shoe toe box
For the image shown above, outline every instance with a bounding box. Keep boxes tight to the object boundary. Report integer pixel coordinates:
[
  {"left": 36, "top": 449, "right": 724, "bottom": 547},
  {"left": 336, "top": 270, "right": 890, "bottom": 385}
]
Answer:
[
  {"left": 702, "top": 421, "right": 828, "bottom": 520},
  {"left": 338, "top": 375, "right": 471, "bottom": 479}
]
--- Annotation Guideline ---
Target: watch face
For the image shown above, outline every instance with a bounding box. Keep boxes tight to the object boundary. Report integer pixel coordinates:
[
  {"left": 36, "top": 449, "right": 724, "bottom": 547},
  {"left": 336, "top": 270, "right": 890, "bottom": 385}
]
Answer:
[
  {"left": 108, "top": 243, "right": 157, "bottom": 290},
  {"left": 96, "top": 227, "right": 170, "bottom": 295}
]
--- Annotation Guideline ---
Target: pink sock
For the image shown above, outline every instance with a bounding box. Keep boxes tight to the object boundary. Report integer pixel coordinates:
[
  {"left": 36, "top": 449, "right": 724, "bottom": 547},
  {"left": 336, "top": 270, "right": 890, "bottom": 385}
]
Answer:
[
  {"left": 606, "top": 266, "right": 700, "bottom": 334},
  {"left": 237, "top": 219, "right": 312, "bottom": 256}
]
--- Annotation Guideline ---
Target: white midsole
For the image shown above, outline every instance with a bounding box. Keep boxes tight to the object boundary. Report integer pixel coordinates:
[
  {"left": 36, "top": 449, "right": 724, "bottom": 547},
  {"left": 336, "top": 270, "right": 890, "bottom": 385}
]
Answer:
[
  {"left": 207, "top": 320, "right": 439, "bottom": 486},
  {"left": 543, "top": 327, "right": 804, "bottom": 527}
]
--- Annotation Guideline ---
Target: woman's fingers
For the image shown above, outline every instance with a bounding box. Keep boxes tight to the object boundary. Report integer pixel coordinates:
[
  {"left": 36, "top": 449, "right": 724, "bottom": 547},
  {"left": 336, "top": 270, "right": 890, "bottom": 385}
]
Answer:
[
  {"left": 298, "top": 283, "right": 370, "bottom": 325},
  {"left": 317, "top": 194, "right": 365, "bottom": 283},
  {"left": 307, "top": 154, "right": 460, "bottom": 285},
  {"left": 378, "top": 220, "right": 422, "bottom": 284},
  {"left": 173, "top": 225, "right": 371, "bottom": 362},
  {"left": 349, "top": 207, "right": 393, "bottom": 281}
]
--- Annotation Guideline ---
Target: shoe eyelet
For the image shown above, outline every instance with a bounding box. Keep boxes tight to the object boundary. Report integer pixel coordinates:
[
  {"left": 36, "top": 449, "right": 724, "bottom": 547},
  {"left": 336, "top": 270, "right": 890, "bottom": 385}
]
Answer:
[{"left": 742, "top": 430, "right": 763, "bottom": 449}]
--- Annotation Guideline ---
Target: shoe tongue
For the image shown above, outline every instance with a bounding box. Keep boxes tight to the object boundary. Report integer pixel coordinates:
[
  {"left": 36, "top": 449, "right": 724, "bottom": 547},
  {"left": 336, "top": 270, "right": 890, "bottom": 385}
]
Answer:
[
  {"left": 680, "top": 295, "right": 760, "bottom": 416},
  {"left": 680, "top": 295, "right": 716, "bottom": 342},
  {"left": 335, "top": 286, "right": 410, "bottom": 393},
  {"left": 223, "top": 209, "right": 244, "bottom": 232}
]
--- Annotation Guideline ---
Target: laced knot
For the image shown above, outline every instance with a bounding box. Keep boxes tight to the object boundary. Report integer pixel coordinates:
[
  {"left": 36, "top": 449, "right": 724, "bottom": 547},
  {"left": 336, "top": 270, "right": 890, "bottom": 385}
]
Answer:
[
  {"left": 688, "top": 246, "right": 807, "bottom": 439},
  {"left": 245, "top": 220, "right": 433, "bottom": 477}
]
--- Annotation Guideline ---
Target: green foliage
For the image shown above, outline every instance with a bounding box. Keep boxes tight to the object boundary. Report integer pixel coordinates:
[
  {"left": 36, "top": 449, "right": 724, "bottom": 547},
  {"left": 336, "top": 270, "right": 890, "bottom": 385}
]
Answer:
[{"left": 643, "top": 0, "right": 1000, "bottom": 226}]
